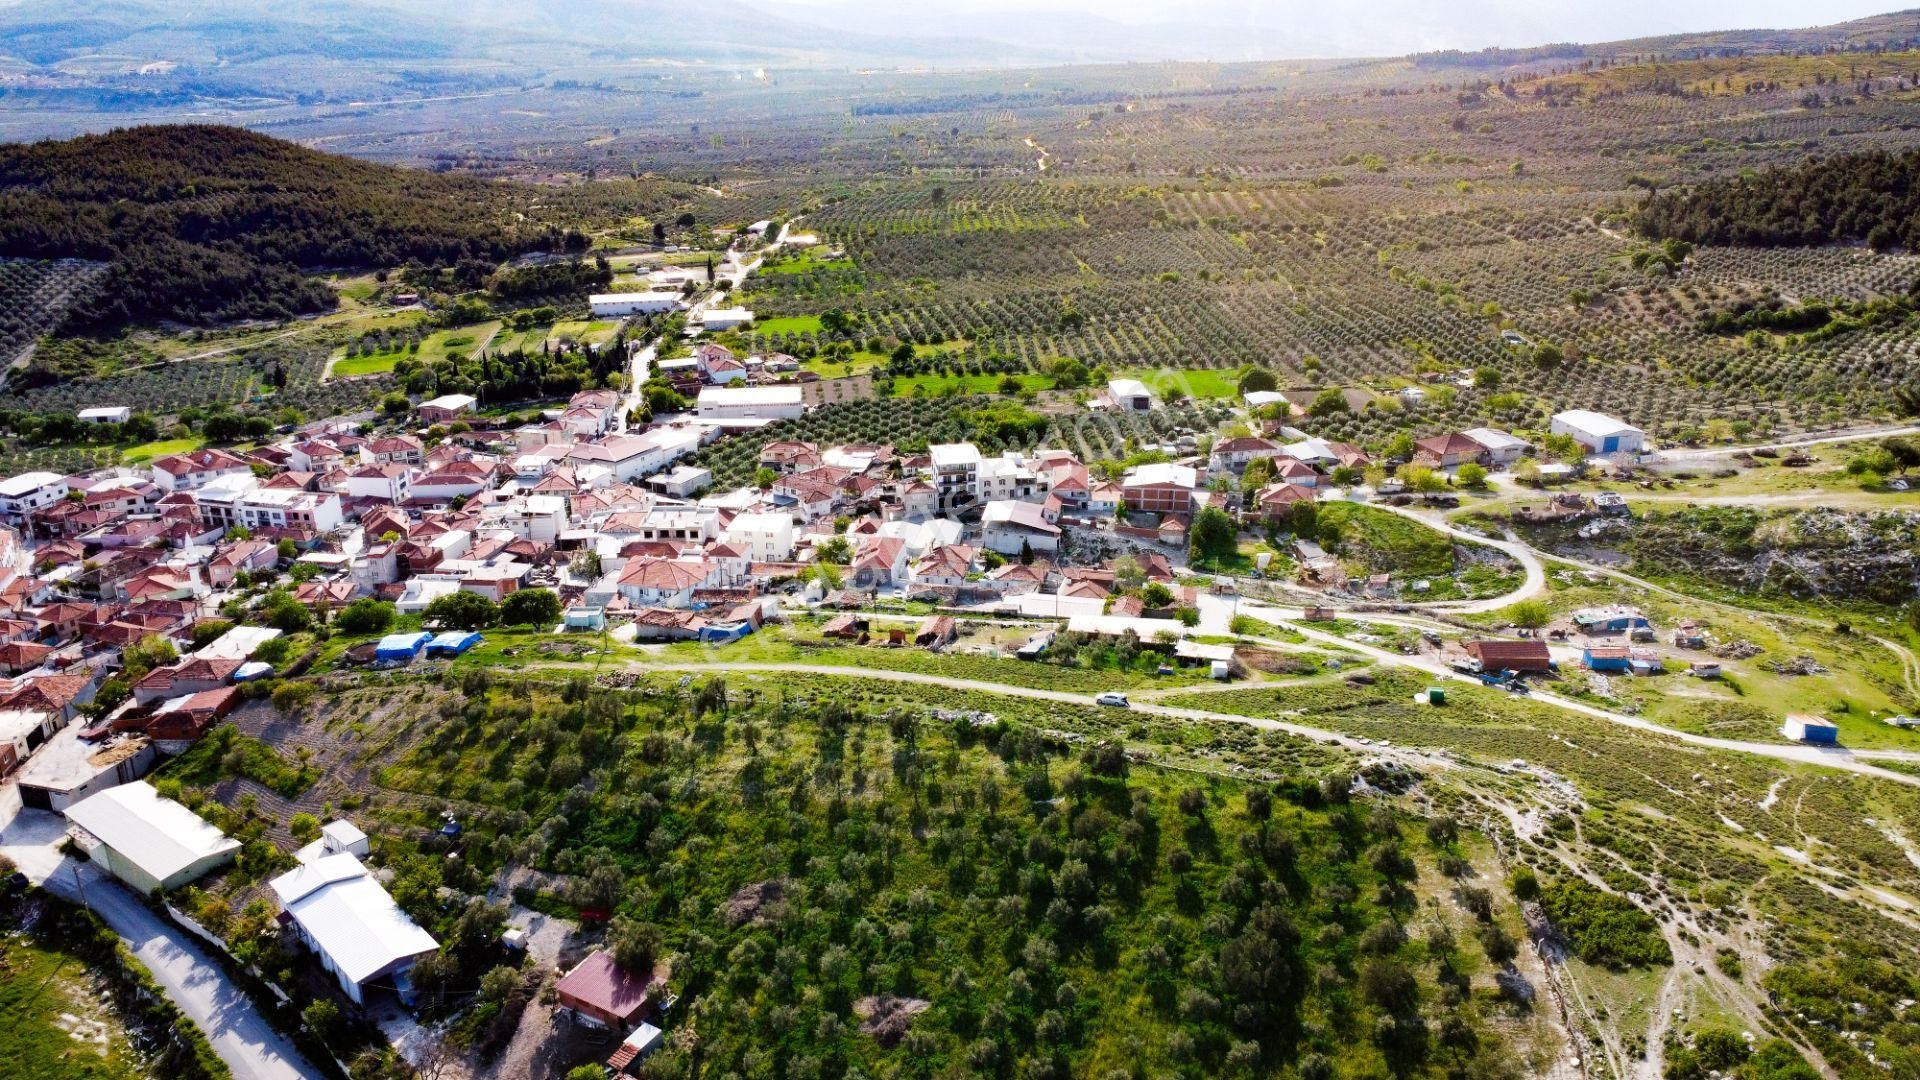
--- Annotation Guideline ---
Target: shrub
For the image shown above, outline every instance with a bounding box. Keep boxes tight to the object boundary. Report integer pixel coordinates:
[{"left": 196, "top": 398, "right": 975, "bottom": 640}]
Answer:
[{"left": 1538, "top": 880, "right": 1671, "bottom": 968}]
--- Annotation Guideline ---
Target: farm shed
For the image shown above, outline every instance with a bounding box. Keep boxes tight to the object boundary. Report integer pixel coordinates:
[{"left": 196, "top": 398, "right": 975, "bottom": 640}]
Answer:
[
  {"left": 556, "top": 950, "right": 666, "bottom": 1031},
  {"left": 374, "top": 632, "right": 433, "bottom": 664},
  {"left": 63, "top": 780, "right": 240, "bottom": 895},
  {"left": 1781, "top": 715, "right": 1839, "bottom": 745},
  {"left": 1581, "top": 645, "right": 1631, "bottom": 672},
  {"left": 610, "top": 1022, "right": 666, "bottom": 1074},
  {"left": 1464, "top": 639, "right": 1553, "bottom": 674},
  {"left": 425, "top": 631, "right": 483, "bottom": 658}
]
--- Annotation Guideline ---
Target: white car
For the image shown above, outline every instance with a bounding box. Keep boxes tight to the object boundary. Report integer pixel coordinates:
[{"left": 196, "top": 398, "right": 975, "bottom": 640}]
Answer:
[{"left": 1095, "top": 692, "right": 1130, "bottom": 708}]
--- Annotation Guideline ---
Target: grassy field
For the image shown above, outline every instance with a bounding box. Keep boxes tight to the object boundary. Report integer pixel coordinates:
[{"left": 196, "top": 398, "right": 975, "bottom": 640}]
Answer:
[
  {"left": 546, "top": 320, "right": 620, "bottom": 347},
  {"left": 1313, "top": 501, "right": 1456, "bottom": 578},
  {"left": 891, "top": 372, "right": 1053, "bottom": 397},
  {"left": 753, "top": 314, "right": 824, "bottom": 335},
  {"left": 1116, "top": 367, "right": 1243, "bottom": 401},
  {"left": 119, "top": 435, "right": 204, "bottom": 463},
  {"left": 329, "top": 322, "right": 502, "bottom": 377},
  {"left": 0, "top": 930, "right": 148, "bottom": 1080},
  {"left": 759, "top": 247, "right": 852, "bottom": 274}
]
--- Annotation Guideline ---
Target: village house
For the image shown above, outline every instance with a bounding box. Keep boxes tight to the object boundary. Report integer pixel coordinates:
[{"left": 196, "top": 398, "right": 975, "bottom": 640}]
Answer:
[
  {"left": 1121, "top": 462, "right": 1201, "bottom": 517},
  {"left": 982, "top": 500, "right": 1062, "bottom": 557},
  {"left": 616, "top": 557, "right": 720, "bottom": 608},
  {"left": 417, "top": 394, "right": 478, "bottom": 425},
  {"left": 151, "top": 449, "right": 253, "bottom": 493},
  {"left": 270, "top": 853, "right": 439, "bottom": 1006},
  {"left": 1208, "top": 436, "right": 1284, "bottom": 474}
]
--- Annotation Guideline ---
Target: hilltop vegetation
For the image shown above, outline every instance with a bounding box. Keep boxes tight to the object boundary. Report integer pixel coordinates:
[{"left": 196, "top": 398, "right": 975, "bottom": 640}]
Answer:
[
  {"left": 0, "top": 125, "right": 585, "bottom": 326},
  {"left": 1639, "top": 148, "right": 1920, "bottom": 252},
  {"left": 215, "top": 672, "right": 1548, "bottom": 1079}
]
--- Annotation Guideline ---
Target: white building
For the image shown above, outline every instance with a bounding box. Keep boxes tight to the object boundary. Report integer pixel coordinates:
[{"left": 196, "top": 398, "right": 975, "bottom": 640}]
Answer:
[
  {"left": 1550, "top": 410, "right": 1646, "bottom": 456},
  {"left": 1460, "top": 428, "right": 1530, "bottom": 467},
  {"left": 929, "top": 442, "right": 982, "bottom": 511},
  {"left": 567, "top": 429, "right": 703, "bottom": 483},
  {"left": 977, "top": 454, "right": 1041, "bottom": 503},
  {"left": 589, "top": 291, "right": 684, "bottom": 317},
  {"left": 0, "top": 471, "right": 69, "bottom": 523},
  {"left": 723, "top": 511, "right": 797, "bottom": 562},
  {"left": 270, "top": 853, "right": 439, "bottom": 1006},
  {"left": 649, "top": 465, "right": 712, "bottom": 498},
  {"left": 982, "top": 500, "right": 1063, "bottom": 556},
  {"left": 78, "top": 406, "right": 132, "bottom": 424},
  {"left": 699, "top": 307, "right": 755, "bottom": 331},
  {"left": 505, "top": 495, "right": 568, "bottom": 544},
  {"left": 1106, "top": 378, "right": 1154, "bottom": 412},
  {"left": 695, "top": 385, "right": 806, "bottom": 420},
  {"left": 344, "top": 464, "right": 414, "bottom": 504},
  {"left": 196, "top": 481, "right": 344, "bottom": 535},
  {"left": 63, "top": 781, "right": 240, "bottom": 895}
]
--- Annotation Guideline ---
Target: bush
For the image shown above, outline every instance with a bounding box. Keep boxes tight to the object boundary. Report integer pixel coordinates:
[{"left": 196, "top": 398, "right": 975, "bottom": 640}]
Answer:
[
  {"left": 271, "top": 681, "right": 316, "bottom": 714},
  {"left": 499, "top": 588, "right": 562, "bottom": 628},
  {"left": 424, "top": 590, "right": 498, "bottom": 631},
  {"left": 1538, "top": 880, "right": 1671, "bottom": 968},
  {"left": 334, "top": 598, "right": 396, "bottom": 636}
]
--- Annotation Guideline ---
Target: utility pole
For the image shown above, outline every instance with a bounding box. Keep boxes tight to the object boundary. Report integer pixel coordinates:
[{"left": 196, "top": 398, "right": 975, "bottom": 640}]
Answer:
[{"left": 72, "top": 857, "right": 89, "bottom": 913}]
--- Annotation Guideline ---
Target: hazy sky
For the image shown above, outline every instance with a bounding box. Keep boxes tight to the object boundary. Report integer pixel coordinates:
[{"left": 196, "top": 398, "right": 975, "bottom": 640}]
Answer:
[{"left": 764, "top": 0, "right": 1901, "bottom": 55}]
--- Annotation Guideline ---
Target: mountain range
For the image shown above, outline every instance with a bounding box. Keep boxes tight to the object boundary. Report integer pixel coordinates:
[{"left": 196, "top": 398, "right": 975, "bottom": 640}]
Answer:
[{"left": 4, "top": 0, "right": 1919, "bottom": 78}]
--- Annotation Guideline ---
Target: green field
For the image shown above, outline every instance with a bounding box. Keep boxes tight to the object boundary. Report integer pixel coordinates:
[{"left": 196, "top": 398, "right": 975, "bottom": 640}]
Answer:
[
  {"left": 0, "top": 913, "right": 152, "bottom": 1080},
  {"left": 753, "top": 314, "right": 825, "bottom": 335},
  {"left": 547, "top": 320, "right": 620, "bottom": 347},
  {"left": 1117, "top": 367, "right": 1244, "bottom": 401},
  {"left": 120, "top": 435, "right": 205, "bottom": 463},
  {"left": 892, "top": 372, "right": 1053, "bottom": 397},
  {"left": 759, "top": 247, "right": 852, "bottom": 274},
  {"left": 330, "top": 322, "right": 502, "bottom": 378}
]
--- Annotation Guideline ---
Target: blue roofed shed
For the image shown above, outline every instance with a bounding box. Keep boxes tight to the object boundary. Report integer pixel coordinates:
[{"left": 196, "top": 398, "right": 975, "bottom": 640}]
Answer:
[
  {"left": 426, "top": 631, "right": 483, "bottom": 657},
  {"left": 375, "top": 632, "right": 434, "bottom": 663}
]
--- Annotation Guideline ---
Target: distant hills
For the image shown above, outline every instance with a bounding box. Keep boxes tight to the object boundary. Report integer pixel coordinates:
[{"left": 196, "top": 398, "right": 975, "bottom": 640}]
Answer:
[
  {"left": 0, "top": 125, "right": 577, "bottom": 325},
  {"left": 3, "top": 0, "right": 1918, "bottom": 93}
]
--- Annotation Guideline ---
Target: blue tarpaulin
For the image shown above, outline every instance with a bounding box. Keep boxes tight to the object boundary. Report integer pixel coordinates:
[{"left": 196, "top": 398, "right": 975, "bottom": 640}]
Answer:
[
  {"left": 375, "top": 632, "right": 433, "bottom": 662},
  {"left": 425, "top": 631, "right": 483, "bottom": 657}
]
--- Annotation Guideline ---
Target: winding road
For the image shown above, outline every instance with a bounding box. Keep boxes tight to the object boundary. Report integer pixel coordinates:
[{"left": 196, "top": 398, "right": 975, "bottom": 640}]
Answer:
[{"left": 0, "top": 788, "right": 322, "bottom": 1080}]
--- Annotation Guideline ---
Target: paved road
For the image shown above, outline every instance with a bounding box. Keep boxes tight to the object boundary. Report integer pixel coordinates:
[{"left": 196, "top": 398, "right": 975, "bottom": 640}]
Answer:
[{"left": 0, "top": 791, "right": 322, "bottom": 1080}]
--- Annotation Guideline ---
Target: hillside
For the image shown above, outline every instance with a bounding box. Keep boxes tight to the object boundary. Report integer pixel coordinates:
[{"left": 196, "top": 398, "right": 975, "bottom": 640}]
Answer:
[
  {"left": 0, "top": 125, "right": 580, "bottom": 325},
  {"left": 1638, "top": 148, "right": 1920, "bottom": 252}
]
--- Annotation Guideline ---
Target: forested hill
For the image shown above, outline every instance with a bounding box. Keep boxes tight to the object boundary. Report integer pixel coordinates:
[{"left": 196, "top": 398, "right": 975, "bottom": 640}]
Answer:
[
  {"left": 0, "top": 125, "right": 583, "bottom": 326},
  {"left": 1637, "top": 149, "right": 1920, "bottom": 253}
]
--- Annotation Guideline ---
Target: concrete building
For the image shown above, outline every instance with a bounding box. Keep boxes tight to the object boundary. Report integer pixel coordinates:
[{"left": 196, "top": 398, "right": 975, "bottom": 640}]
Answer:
[
  {"left": 929, "top": 442, "right": 982, "bottom": 512},
  {"left": 16, "top": 727, "right": 155, "bottom": 813},
  {"left": 723, "top": 512, "right": 796, "bottom": 562},
  {"left": 77, "top": 406, "right": 132, "bottom": 424},
  {"left": 63, "top": 781, "right": 240, "bottom": 895},
  {"left": 589, "top": 292, "right": 684, "bottom": 317},
  {"left": 0, "top": 471, "right": 69, "bottom": 523},
  {"left": 1461, "top": 428, "right": 1530, "bottom": 467},
  {"left": 695, "top": 385, "right": 806, "bottom": 420},
  {"left": 982, "top": 500, "right": 1062, "bottom": 556},
  {"left": 1550, "top": 410, "right": 1646, "bottom": 456},
  {"left": 417, "top": 395, "right": 478, "bottom": 424}
]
